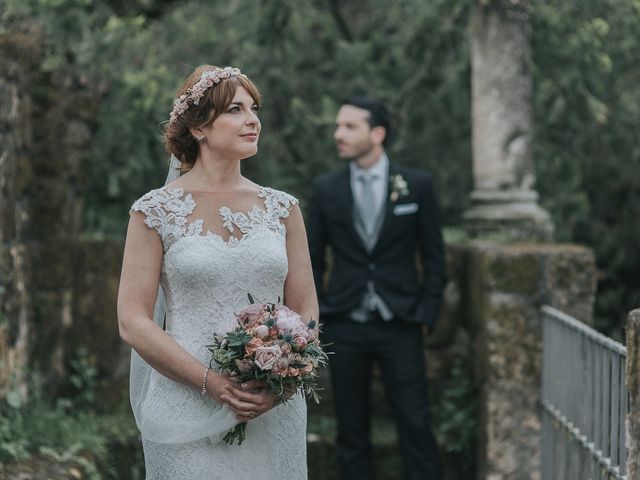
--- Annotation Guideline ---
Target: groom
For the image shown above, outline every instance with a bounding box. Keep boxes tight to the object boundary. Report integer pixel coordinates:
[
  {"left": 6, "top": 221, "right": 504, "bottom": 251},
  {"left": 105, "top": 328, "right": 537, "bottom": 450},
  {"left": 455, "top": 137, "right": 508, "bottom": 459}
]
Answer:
[{"left": 307, "top": 97, "right": 446, "bottom": 480}]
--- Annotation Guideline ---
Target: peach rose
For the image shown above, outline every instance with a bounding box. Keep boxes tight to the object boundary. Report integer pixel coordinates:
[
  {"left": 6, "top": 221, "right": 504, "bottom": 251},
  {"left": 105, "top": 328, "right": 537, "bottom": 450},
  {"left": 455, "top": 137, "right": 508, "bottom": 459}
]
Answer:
[
  {"left": 245, "top": 337, "right": 264, "bottom": 355},
  {"left": 288, "top": 367, "right": 300, "bottom": 377},
  {"left": 254, "top": 345, "right": 282, "bottom": 371},
  {"left": 235, "top": 358, "right": 253, "bottom": 373},
  {"left": 299, "top": 363, "right": 313, "bottom": 375},
  {"left": 280, "top": 342, "right": 292, "bottom": 355},
  {"left": 272, "top": 358, "right": 289, "bottom": 376}
]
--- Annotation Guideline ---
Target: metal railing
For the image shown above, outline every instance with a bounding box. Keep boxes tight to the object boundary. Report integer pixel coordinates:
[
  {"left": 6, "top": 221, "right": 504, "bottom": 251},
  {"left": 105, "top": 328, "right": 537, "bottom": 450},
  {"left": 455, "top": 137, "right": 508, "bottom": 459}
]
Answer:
[{"left": 542, "top": 305, "right": 629, "bottom": 480}]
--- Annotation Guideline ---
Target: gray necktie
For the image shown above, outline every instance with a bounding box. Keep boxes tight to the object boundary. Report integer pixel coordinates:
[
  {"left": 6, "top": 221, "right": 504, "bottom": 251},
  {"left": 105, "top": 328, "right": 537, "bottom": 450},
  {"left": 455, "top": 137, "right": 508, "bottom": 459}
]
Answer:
[{"left": 358, "top": 172, "right": 378, "bottom": 236}]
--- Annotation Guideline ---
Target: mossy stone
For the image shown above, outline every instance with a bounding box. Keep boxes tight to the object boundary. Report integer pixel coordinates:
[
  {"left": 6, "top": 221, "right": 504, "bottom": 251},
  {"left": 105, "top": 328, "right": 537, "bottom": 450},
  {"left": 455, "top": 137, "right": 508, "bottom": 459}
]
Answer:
[{"left": 487, "top": 251, "right": 540, "bottom": 295}]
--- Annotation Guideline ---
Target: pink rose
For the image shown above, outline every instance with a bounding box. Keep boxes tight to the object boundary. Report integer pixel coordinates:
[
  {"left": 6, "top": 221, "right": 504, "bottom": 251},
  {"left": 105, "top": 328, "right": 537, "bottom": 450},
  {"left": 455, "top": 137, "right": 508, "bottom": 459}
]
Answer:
[
  {"left": 293, "top": 335, "right": 307, "bottom": 348},
  {"left": 236, "top": 303, "right": 268, "bottom": 329},
  {"left": 254, "top": 325, "right": 270, "bottom": 339},
  {"left": 274, "top": 306, "right": 304, "bottom": 334},
  {"left": 254, "top": 345, "right": 282, "bottom": 371},
  {"left": 280, "top": 342, "right": 292, "bottom": 355}
]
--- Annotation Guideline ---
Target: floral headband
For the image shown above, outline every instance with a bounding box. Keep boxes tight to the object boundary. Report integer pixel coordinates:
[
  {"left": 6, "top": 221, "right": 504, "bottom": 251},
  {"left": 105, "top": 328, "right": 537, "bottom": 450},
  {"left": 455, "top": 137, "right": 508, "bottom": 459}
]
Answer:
[{"left": 169, "top": 66, "right": 245, "bottom": 125}]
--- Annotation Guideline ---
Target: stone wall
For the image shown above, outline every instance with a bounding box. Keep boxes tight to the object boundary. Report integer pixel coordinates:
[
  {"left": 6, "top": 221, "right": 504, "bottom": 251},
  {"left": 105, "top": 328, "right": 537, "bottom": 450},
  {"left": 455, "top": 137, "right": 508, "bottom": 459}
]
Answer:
[{"left": 461, "top": 242, "right": 596, "bottom": 479}]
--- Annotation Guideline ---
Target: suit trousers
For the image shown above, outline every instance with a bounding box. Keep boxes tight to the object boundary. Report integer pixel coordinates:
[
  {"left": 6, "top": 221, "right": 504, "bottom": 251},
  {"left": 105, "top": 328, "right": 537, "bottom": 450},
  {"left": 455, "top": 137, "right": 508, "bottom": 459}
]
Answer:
[{"left": 322, "top": 316, "right": 441, "bottom": 480}]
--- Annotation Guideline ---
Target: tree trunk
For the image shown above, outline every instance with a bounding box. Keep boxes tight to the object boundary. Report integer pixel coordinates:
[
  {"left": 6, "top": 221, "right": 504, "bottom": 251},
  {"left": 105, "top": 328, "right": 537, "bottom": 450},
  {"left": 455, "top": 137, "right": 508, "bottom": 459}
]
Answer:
[
  {"left": 0, "top": 22, "right": 43, "bottom": 400},
  {"left": 0, "top": 20, "right": 101, "bottom": 399}
]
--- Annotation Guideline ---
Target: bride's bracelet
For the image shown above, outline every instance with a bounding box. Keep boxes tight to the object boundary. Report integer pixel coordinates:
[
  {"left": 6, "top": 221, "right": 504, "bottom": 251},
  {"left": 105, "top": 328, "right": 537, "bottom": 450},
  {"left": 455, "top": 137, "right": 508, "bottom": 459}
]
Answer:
[{"left": 200, "top": 366, "right": 210, "bottom": 396}]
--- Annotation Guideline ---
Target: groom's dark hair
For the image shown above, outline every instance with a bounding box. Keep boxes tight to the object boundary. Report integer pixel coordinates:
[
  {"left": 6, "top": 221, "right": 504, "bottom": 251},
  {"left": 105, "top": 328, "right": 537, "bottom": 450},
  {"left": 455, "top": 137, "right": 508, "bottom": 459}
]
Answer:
[{"left": 342, "top": 96, "right": 392, "bottom": 146}]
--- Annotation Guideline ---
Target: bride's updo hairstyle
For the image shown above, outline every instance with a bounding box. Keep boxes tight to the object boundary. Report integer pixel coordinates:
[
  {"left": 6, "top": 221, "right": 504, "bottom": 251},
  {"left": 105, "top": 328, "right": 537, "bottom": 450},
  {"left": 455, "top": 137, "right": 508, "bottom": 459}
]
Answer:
[{"left": 164, "top": 65, "right": 261, "bottom": 171}]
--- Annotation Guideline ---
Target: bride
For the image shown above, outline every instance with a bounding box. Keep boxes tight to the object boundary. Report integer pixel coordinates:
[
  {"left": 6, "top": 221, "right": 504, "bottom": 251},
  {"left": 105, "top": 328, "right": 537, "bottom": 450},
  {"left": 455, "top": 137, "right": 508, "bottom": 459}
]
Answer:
[{"left": 117, "top": 65, "right": 318, "bottom": 479}]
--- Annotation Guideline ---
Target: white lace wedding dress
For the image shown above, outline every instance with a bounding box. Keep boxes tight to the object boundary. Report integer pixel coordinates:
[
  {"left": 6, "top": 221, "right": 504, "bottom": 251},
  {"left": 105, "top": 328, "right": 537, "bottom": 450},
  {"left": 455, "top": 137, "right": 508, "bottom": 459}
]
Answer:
[{"left": 130, "top": 185, "right": 307, "bottom": 480}]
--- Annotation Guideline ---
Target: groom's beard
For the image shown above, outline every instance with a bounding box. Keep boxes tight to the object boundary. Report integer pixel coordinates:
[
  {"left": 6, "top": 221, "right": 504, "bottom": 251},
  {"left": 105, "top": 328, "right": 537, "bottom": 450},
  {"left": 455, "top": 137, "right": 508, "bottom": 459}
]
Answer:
[{"left": 337, "top": 141, "right": 375, "bottom": 162}]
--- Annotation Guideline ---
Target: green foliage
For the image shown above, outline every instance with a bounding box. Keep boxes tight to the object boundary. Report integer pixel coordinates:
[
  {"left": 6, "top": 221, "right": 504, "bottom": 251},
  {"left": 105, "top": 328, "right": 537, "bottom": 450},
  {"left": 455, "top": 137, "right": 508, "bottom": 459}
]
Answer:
[
  {"left": 0, "top": 398, "right": 140, "bottom": 477},
  {"left": 433, "top": 371, "right": 476, "bottom": 452},
  {"left": 4, "top": 0, "right": 472, "bottom": 236},
  {"left": 222, "top": 330, "right": 253, "bottom": 347},
  {"left": 68, "top": 345, "right": 99, "bottom": 409},
  {"left": 0, "top": 347, "right": 141, "bottom": 477},
  {"left": 4, "top": 0, "right": 638, "bottom": 332},
  {"left": 531, "top": 0, "right": 640, "bottom": 335},
  {"left": 431, "top": 356, "right": 477, "bottom": 477}
]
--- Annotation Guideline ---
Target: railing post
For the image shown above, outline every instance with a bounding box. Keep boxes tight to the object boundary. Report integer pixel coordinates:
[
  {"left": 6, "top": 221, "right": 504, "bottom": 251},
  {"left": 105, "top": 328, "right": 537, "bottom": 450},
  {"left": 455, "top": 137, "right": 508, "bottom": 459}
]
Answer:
[{"left": 627, "top": 309, "right": 640, "bottom": 478}]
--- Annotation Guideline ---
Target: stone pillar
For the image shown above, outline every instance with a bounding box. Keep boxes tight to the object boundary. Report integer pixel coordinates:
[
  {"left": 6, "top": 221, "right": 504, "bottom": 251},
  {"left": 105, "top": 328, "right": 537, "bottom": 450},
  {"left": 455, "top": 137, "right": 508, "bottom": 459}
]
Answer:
[
  {"left": 464, "top": 0, "right": 553, "bottom": 241},
  {"left": 627, "top": 309, "right": 640, "bottom": 479},
  {"left": 463, "top": 242, "right": 596, "bottom": 479}
]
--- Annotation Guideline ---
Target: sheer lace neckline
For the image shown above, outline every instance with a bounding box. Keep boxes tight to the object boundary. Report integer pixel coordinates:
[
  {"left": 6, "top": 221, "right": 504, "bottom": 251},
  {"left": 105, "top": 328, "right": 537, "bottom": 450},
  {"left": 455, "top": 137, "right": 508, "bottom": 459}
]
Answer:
[
  {"left": 131, "top": 185, "right": 298, "bottom": 252},
  {"left": 167, "top": 186, "right": 270, "bottom": 248},
  {"left": 165, "top": 185, "right": 259, "bottom": 195}
]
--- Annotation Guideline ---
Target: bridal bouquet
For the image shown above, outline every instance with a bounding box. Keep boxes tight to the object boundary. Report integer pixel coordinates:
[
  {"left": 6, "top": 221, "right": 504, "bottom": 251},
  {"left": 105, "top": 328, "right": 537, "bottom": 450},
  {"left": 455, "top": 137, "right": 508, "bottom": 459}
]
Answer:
[{"left": 207, "top": 294, "right": 327, "bottom": 445}]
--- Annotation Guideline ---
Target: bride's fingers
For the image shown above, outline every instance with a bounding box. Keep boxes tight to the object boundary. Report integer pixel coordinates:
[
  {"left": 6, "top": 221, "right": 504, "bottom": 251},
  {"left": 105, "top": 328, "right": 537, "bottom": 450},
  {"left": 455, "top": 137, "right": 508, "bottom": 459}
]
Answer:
[
  {"left": 220, "top": 395, "right": 261, "bottom": 421},
  {"left": 235, "top": 410, "right": 257, "bottom": 422},
  {"left": 224, "top": 383, "right": 269, "bottom": 406},
  {"left": 221, "top": 399, "right": 251, "bottom": 419},
  {"left": 220, "top": 393, "right": 259, "bottom": 414},
  {"left": 221, "top": 385, "right": 277, "bottom": 412},
  {"left": 238, "top": 379, "right": 268, "bottom": 390}
]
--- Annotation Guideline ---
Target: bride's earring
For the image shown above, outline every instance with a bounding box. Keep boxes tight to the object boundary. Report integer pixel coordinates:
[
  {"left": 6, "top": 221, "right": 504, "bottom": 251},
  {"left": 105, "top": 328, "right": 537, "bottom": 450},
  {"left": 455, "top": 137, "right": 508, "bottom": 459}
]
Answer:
[{"left": 195, "top": 134, "right": 207, "bottom": 143}]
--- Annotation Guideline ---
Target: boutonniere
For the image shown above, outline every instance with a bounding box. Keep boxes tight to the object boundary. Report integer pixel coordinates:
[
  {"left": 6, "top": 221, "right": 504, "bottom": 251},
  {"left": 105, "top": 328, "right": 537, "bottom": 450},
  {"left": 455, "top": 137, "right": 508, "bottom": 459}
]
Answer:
[{"left": 389, "top": 174, "right": 409, "bottom": 202}]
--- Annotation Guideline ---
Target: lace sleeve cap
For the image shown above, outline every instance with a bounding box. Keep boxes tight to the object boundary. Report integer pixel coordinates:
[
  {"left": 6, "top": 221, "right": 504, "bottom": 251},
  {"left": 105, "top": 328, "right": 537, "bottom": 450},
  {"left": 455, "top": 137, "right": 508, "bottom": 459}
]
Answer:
[
  {"left": 129, "top": 187, "right": 196, "bottom": 250},
  {"left": 261, "top": 188, "right": 299, "bottom": 220},
  {"left": 130, "top": 189, "right": 167, "bottom": 236}
]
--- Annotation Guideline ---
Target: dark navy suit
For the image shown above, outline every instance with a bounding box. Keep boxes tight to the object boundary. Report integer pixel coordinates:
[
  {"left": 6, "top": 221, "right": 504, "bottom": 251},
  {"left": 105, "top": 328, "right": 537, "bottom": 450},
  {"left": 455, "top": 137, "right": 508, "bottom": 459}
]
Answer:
[{"left": 307, "top": 162, "right": 446, "bottom": 480}]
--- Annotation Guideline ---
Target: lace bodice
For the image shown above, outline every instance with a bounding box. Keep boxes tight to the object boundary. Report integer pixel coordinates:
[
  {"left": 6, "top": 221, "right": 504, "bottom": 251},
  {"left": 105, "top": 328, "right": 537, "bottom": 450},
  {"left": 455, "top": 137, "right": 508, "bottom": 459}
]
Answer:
[{"left": 129, "top": 185, "right": 307, "bottom": 480}]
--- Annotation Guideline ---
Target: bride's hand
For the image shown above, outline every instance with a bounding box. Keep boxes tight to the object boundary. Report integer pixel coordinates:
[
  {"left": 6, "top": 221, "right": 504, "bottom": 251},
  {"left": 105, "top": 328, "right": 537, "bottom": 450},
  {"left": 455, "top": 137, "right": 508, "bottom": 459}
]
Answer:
[
  {"left": 204, "top": 370, "right": 236, "bottom": 404},
  {"left": 219, "top": 380, "right": 293, "bottom": 422}
]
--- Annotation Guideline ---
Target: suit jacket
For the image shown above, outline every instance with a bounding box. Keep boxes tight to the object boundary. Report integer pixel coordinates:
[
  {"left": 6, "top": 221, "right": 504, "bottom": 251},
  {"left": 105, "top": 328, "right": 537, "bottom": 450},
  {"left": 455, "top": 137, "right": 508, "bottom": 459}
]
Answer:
[{"left": 307, "top": 162, "right": 447, "bottom": 327}]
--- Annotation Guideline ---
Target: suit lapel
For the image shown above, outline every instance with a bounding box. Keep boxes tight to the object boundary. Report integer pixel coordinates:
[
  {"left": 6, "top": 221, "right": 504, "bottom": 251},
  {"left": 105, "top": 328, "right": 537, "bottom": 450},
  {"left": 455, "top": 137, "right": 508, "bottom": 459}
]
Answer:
[
  {"left": 336, "top": 166, "right": 366, "bottom": 248},
  {"left": 371, "top": 162, "right": 398, "bottom": 255}
]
